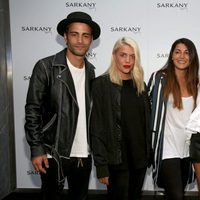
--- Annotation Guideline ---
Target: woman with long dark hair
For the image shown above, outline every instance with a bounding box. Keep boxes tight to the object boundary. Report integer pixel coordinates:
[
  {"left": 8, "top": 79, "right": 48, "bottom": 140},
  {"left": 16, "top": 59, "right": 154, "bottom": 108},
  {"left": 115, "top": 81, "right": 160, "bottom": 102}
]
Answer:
[{"left": 148, "top": 38, "right": 199, "bottom": 200}]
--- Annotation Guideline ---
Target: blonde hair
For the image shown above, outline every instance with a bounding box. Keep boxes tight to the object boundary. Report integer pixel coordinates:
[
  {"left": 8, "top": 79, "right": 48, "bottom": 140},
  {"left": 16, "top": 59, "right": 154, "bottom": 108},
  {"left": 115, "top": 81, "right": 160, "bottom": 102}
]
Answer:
[{"left": 108, "top": 37, "right": 144, "bottom": 94}]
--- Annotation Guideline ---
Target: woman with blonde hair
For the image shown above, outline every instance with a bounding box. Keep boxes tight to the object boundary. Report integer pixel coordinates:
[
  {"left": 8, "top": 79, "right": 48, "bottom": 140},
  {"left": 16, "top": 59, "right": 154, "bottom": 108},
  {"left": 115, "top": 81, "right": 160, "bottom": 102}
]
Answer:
[{"left": 90, "top": 37, "right": 152, "bottom": 200}]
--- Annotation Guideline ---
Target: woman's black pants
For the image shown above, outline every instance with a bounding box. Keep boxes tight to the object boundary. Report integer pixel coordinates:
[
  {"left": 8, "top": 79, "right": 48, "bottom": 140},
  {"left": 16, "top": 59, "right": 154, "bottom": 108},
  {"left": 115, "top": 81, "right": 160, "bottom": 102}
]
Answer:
[
  {"left": 159, "top": 157, "right": 191, "bottom": 200},
  {"left": 107, "top": 166, "right": 147, "bottom": 200}
]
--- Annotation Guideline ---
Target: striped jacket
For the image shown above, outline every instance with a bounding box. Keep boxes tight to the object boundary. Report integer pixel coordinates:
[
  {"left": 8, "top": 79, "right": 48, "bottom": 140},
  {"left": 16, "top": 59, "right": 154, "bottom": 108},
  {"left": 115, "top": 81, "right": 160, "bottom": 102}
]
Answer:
[{"left": 148, "top": 70, "right": 194, "bottom": 188}]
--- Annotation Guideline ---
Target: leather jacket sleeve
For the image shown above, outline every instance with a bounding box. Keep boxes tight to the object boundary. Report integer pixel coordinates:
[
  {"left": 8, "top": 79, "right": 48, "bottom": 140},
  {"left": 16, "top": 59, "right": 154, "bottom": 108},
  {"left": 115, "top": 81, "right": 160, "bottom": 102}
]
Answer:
[{"left": 24, "top": 59, "right": 50, "bottom": 158}]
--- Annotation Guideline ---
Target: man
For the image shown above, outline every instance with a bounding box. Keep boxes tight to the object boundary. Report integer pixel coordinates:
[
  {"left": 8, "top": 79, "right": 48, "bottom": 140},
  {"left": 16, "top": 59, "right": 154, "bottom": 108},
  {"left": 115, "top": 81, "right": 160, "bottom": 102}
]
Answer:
[{"left": 24, "top": 11, "right": 101, "bottom": 200}]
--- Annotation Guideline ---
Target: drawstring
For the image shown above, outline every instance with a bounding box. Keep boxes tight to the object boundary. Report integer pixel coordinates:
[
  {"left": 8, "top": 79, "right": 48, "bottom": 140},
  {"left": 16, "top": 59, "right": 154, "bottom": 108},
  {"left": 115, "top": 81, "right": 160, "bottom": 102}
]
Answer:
[{"left": 77, "top": 158, "right": 83, "bottom": 167}]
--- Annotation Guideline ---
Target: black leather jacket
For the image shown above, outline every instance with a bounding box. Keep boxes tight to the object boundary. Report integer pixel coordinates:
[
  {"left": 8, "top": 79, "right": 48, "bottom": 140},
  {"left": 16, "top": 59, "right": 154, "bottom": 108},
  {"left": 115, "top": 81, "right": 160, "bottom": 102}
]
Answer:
[
  {"left": 25, "top": 49, "right": 95, "bottom": 159},
  {"left": 90, "top": 74, "right": 152, "bottom": 178}
]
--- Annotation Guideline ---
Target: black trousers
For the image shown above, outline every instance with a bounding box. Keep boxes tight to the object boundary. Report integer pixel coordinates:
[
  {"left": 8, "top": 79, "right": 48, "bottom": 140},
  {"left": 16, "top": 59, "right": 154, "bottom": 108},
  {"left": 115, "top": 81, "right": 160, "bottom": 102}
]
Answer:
[
  {"left": 107, "top": 166, "right": 147, "bottom": 200},
  {"left": 159, "top": 157, "right": 190, "bottom": 200},
  {"left": 40, "top": 156, "right": 92, "bottom": 200}
]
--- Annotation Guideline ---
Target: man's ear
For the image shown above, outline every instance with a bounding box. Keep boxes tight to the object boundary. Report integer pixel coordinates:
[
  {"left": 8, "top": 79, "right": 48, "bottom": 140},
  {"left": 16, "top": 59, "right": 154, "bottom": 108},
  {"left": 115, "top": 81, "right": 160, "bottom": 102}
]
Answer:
[{"left": 63, "top": 32, "right": 67, "bottom": 43}]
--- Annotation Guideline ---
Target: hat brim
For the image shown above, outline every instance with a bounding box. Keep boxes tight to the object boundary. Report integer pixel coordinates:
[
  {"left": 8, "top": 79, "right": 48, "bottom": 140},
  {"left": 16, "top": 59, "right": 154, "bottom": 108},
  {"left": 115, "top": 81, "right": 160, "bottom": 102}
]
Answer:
[{"left": 57, "top": 18, "right": 101, "bottom": 40}]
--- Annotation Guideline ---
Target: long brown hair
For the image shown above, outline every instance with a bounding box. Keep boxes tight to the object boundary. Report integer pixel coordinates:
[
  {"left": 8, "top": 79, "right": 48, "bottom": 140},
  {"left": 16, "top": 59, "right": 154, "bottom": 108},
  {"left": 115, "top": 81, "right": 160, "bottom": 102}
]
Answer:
[{"left": 163, "top": 38, "right": 199, "bottom": 109}]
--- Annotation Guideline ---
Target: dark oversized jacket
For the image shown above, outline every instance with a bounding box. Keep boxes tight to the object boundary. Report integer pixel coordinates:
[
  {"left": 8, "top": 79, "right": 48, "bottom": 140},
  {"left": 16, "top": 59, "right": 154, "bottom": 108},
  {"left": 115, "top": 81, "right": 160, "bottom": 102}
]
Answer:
[
  {"left": 25, "top": 48, "right": 95, "bottom": 159},
  {"left": 90, "top": 73, "right": 152, "bottom": 179}
]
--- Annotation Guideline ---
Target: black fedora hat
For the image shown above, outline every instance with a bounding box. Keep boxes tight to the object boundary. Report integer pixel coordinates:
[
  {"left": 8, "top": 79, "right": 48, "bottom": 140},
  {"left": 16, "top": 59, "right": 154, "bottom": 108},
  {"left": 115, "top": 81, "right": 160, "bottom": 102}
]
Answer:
[{"left": 57, "top": 11, "right": 101, "bottom": 40}]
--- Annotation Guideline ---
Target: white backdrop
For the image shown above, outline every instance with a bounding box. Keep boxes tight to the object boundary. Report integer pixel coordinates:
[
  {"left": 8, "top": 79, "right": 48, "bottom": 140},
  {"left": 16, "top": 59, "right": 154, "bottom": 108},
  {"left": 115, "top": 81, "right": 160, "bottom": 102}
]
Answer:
[{"left": 9, "top": 0, "right": 200, "bottom": 191}]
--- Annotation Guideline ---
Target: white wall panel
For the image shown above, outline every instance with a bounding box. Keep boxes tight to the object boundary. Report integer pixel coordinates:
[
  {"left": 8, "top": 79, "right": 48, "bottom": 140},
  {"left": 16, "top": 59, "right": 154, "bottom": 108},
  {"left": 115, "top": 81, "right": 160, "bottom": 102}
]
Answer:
[{"left": 9, "top": 0, "right": 200, "bottom": 191}]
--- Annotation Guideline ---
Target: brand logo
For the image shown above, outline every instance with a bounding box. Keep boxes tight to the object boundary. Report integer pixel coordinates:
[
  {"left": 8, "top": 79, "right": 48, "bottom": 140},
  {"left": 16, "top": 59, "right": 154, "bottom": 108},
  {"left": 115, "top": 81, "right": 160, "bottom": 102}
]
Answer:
[
  {"left": 86, "top": 51, "right": 97, "bottom": 60},
  {"left": 111, "top": 27, "right": 141, "bottom": 33},
  {"left": 27, "top": 170, "right": 40, "bottom": 175},
  {"left": 157, "top": 53, "right": 169, "bottom": 58},
  {"left": 156, "top": 3, "right": 188, "bottom": 10},
  {"left": 22, "top": 26, "right": 52, "bottom": 34},
  {"left": 66, "top": 2, "right": 96, "bottom": 9},
  {"left": 24, "top": 75, "right": 31, "bottom": 81}
]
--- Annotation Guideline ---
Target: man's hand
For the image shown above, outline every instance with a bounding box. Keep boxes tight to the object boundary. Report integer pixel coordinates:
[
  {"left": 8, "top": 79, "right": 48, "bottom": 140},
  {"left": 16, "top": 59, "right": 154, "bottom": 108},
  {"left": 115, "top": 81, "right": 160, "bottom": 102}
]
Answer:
[
  {"left": 32, "top": 155, "right": 49, "bottom": 174},
  {"left": 99, "top": 177, "right": 109, "bottom": 185}
]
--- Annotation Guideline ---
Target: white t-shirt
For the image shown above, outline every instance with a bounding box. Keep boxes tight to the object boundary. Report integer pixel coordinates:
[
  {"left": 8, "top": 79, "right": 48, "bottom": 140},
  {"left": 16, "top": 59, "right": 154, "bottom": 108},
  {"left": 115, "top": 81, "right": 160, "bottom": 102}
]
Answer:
[
  {"left": 186, "top": 86, "right": 200, "bottom": 134},
  {"left": 162, "top": 94, "right": 194, "bottom": 159},
  {"left": 67, "top": 58, "right": 89, "bottom": 157}
]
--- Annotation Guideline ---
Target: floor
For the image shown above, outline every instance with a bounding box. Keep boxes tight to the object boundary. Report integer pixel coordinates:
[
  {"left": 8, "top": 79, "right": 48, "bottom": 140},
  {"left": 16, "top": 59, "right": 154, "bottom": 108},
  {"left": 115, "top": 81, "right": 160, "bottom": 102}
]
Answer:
[
  {"left": 2, "top": 191, "right": 199, "bottom": 200},
  {"left": 1, "top": 190, "right": 200, "bottom": 200}
]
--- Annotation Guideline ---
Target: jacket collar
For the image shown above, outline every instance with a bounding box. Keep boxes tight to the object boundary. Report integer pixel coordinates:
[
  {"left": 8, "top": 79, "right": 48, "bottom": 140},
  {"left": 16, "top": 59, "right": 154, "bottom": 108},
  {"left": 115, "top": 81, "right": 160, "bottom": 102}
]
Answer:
[
  {"left": 53, "top": 48, "right": 95, "bottom": 106},
  {"left": 52, "top": 48, "right": 68, "bottom": 67}
]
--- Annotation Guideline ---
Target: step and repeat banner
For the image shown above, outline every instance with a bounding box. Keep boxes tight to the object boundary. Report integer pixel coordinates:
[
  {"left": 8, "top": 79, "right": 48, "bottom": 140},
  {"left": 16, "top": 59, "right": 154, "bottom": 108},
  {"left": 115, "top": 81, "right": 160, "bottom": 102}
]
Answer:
[{"left": 9, "top": 0, "right": 200, "bottom": 191}]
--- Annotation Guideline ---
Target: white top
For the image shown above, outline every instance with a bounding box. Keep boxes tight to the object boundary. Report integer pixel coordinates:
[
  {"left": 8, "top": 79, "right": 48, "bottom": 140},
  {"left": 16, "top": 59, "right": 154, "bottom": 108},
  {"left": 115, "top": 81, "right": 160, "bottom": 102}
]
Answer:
[
  {"left": 186, "top": 103, "right": 200, "bottom": 133},
  {"left": 186, "top": 88, "right": 200, "bottom": 134},
  {"left": 162, "top": 95, "right": 194, "bottom": 159},
  {"left": 67, "top": 58, "right": 89, "bottom": 157}
]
